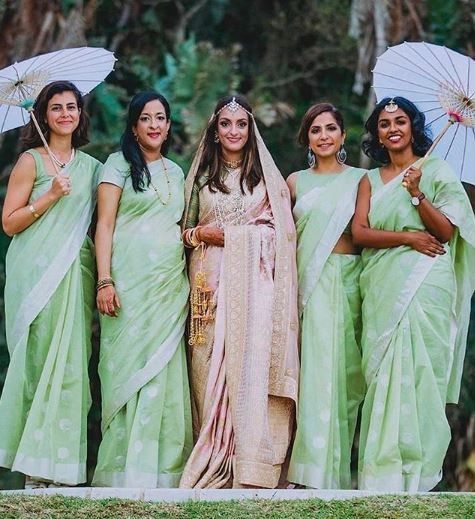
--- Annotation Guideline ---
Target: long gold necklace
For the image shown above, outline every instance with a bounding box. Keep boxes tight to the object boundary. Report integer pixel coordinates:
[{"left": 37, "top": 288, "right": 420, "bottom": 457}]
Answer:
[{"left": 149, "top": 156, "right": 171, "bottom": 205}]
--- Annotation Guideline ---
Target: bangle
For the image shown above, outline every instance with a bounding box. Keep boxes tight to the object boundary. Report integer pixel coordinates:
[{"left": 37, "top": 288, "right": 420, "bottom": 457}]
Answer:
[
  {"left": 190, "top": 227, "right": 202, "bottom": 247},
  {"left": 29, "top": 204, "right": 40, "bottom": 219},
  {"left": 96, "top": 277, "right": 115, "bottom": 291}
]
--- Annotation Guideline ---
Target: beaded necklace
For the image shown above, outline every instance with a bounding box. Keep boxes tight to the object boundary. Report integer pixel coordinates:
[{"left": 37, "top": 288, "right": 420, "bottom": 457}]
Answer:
[{"left": 148, "top": 156, "right": 171, "bottom": 205}]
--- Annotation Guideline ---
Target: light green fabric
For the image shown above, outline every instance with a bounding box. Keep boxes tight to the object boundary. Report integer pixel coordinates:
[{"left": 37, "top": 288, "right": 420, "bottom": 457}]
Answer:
[
  {"left": 92, "top": 152, "right": 192, "bottom": 488},
  {"left": 0, "top": 149, "right": 100, "bottom": 484},
  {"left": 288, "top": 167, "right": 366, "bottom": 489},
  {"left": 358, "top": 157, "right": 475, "bottom": 491}
]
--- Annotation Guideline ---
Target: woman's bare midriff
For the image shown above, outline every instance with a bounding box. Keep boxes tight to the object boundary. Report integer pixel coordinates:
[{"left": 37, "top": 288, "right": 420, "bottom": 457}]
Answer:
[{"left": 332, "top": 233, "right": 360, "bottom": 255}]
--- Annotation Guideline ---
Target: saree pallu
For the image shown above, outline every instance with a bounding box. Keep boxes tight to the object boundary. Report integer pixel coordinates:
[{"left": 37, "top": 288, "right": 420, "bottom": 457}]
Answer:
[
  {"left": 358, "top": 157, "right": 475, "bottom": 491},
  {"left": 0, "top": 149, "right": 100, "bottom": 484},
  {"left": 92, "top": 153, "right": 192, "bottom": 488},
  {"left": 288, "top": 168, "right": 366, "bottom": 489},
  {"left": 180, "top": 178, "right": 298, "bottom": 489}
]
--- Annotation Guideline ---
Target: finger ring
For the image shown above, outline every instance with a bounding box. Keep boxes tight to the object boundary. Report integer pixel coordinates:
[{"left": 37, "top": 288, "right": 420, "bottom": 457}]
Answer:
[{"left": 404, "top": 172, "right": 409, "bottom": 177}]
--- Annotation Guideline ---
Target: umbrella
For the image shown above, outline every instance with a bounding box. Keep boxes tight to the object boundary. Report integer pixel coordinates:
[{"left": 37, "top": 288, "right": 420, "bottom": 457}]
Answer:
[
  {"left": 0, "top": 46, "right": 116, "bottom": 171},
  {"left": 372, "top": 41, "right": 475, "bottom": 185}
]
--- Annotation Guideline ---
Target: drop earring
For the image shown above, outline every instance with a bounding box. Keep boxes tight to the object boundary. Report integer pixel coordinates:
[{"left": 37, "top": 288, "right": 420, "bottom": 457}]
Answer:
[
  {"left": 307, "top": 147, "right": 316, "bottom": 168},
  {"left": 336, "top": 144, "right": 347, "bottom": 164},
  {"left": 214, "top": 131, "right": 220, "bottom": 144}
]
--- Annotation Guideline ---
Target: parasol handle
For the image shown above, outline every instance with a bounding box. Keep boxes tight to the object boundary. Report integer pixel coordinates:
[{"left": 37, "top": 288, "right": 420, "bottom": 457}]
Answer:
[
  {"left": 28, "top": 109, "right": 61, "bottom": 176},
  {"left": 403, "top": 118, "right": 455, "bottom": 176}
]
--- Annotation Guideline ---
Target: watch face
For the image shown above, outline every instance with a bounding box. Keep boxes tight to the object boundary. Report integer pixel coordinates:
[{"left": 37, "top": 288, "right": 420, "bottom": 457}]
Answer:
[{"left": 411, "top": 196, "right": 420, "bottom": 206}]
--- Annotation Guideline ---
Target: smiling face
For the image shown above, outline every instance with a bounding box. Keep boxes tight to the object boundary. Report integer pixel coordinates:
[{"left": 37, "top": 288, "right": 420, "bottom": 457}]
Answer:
[
  {"left": 133, "top": 99, "right": 170, "bottom": 153},
  {"left": 216, "top": 106, "right": 250, "bottom": 159},
  {"left": 377, "top": 108, "right": 413, "bottom": 152},
  {"left": 46, "top": 91, "right": 81, "bottom": 137},
  {"left": 308, "top": 111, "right": 345, "bottom": 159}
]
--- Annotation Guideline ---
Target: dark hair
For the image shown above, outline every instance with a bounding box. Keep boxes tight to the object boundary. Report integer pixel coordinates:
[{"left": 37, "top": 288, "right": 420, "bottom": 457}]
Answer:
[
  {"left": 298, "top": 103, "right": 345, "bottom": 147},
  {"left": 362, "top": 96, "right": 432, "bottom": 164},
  {"left": 121, "top": 91, "right": 171, "bottom": 192},
  {"left": 21, "top": 80, "right": 89, "bottom": 149},
  {"left": 196, "top": 94, "right": 263, "bottom": 194}
]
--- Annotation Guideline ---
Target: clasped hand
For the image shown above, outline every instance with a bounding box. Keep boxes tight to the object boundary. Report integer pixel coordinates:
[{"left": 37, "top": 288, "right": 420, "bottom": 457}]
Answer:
[
  {"left": 401, "top": 166, "right": 422, "bottom": 196},
  {"left": 197, "top": 226, "right": 225, "bottom": 247}
]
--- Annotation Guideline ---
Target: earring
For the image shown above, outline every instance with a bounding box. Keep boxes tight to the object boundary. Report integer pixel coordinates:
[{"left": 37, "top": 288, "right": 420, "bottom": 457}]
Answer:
[
  {"left": 214, "top": 131, "right": 220, "bottom": 144},
  {"left": 336, "top": 144, "right": 347, "bottom": 164},
  {"left": 307, "top": 147, "right": 316, "bottom": 168},
  {"left": 411, "top": 136, "right": 414, "bottom": 143},
  {"left": 134, "top": 133, "right": 138, "bottom": 142},
  {"left": 379, "top": 139, "right": 385, "bottom": 148}
]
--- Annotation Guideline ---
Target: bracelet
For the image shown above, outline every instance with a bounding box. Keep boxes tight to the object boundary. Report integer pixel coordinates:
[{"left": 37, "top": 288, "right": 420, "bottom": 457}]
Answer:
[
  {"left": 97, "top": 282, "right": 114, "bottom": 292},
  {"left": 96, "top": 277, "right": 115, "bottom": 291},
  {"left": 29, "top": 204, "right": 40, "bottom": 219},
  {"left": 190, "top": 226, "right": 202, "bottom": 247}
]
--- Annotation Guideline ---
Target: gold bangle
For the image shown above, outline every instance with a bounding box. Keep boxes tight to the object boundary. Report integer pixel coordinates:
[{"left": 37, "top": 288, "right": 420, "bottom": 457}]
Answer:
[{"left": 29, "top": 204, "right": 40, "bottom": 219}]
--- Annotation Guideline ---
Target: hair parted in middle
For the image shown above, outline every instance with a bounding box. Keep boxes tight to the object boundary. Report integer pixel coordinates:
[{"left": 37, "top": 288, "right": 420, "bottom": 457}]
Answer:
[
  {"left": 121, "top": 91, "right": 171, "bottom": 193},
  {"left": 21, "top": 80, "right": 89, "bottom": 150},
  {"left": 297, "top": 102, "right": 345, "bottom": 147},
  {"left": 362, "top": 96, "right": 433, "bottom": 164},
  {"left": 196, "top": 94, "right": 263, "bottom": 195}
]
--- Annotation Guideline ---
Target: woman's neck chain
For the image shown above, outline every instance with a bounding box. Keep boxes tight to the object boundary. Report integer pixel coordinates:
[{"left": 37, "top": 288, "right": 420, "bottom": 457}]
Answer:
[{"left": 149, "top": 156, "right": 171, "bottom": 205}]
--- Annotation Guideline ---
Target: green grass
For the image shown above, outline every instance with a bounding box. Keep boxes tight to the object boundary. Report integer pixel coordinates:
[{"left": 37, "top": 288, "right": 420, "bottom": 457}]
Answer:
[{"left": 0, "top": 494, "right": 474, "bottom": 518}]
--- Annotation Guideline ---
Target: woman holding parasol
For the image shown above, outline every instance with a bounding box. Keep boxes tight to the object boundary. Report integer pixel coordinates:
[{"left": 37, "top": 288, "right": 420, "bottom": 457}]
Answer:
[{"left": 0, "top": 80, "right": 101, "bottom": 488}]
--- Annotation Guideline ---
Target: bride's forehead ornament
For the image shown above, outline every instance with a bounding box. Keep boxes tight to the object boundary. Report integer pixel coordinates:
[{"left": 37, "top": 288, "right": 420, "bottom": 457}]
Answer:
[
  {"left": 384, "top": 99, "right": 399, "bottom": 113},
  {"left": 216, "top": 96, "right": 252, "bottom": 117}
]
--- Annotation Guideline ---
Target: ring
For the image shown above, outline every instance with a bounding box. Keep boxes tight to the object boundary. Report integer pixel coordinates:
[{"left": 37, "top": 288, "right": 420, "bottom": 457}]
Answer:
[{"left": 404, "top": 172, "right": 409, "bottom": 177}]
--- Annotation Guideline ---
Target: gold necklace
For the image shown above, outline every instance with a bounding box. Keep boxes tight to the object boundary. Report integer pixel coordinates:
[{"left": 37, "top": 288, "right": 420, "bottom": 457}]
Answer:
[
  {"left": 149, "top": 156, "right": 171, "bottom": 205},
  {"left": 222, "top": 158, "right": 242, "bottom": 169}
]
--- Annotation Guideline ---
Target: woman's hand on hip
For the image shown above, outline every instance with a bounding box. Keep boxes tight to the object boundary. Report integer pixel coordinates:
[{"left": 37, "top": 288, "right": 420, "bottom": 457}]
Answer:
[
  {"left": 97, "top": 285, "right": 121, "bottom": 317},
  {"left": 197, "top": 226, "right": 225, "bottom": 247}
]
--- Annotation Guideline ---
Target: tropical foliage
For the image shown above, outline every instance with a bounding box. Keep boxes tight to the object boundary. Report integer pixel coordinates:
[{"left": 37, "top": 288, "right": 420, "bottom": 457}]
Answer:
[{"left": 0, "top": 0, "right": 474, "bottom": 490}]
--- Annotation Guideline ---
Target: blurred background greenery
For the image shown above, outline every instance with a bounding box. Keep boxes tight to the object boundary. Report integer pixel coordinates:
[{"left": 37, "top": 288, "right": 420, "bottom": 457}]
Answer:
[{"left": 0, "top": 0, "right": 474, "bottom": 491}]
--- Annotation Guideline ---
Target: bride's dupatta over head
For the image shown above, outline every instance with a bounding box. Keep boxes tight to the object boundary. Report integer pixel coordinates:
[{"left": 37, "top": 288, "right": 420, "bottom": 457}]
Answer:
[{"left": 180, "top": 112, "right": 299, "bottom": 489}]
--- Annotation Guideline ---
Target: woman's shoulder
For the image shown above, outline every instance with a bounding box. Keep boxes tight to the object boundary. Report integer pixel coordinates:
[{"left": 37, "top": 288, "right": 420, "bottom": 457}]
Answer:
[
  {"left": 75, "top": 150, "right": 102, "bottom": 168},
  {"left": 103, "top": 151, "right": 130, "bottom": 173},
  {"left": 163, "top": 156, "right": 184, "bottom": 175}
]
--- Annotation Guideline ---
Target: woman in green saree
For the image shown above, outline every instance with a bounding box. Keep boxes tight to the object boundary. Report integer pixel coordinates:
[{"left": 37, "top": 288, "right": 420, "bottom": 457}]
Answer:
[
  {"left": 0, "top": 81, "right": 101, "bottom": 488},
  {"left": 92, "top": 91, "right": 192, "bottom": 488},
  {"left": 353, "top": 96, "right": 475, "bottom": 491},
  {"left": 287, "top": 103, "right": 366, "bottom": 489}
]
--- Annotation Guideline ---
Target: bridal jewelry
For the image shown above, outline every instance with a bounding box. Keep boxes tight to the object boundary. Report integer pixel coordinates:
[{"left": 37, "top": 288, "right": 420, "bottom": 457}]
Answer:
[
  {"left": 149, "top": 156, "right": 171, "bottom": 205},
  {"left": 222, "top": 158, "right": 243, "bottom": 169},
  {"left": 213, "top": 165, "right": 246, "bottom": 229}
]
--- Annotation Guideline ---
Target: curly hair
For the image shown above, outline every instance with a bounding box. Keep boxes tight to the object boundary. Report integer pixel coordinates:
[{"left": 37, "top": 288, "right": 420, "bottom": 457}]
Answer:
[
  {"left": 121, "top": 91, "right": 171, "bottom": 193},
  {"left": 21, "top": 80, "right": 89, "bottom": 149},
  {"left": 196, "top": 94, "right": 263, "bottom": 195},
  {"left": 362, "top": 96, "right": 432, "bottom": 164}
]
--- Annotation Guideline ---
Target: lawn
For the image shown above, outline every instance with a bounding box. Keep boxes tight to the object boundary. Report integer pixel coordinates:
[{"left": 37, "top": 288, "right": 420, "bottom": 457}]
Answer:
[{"left": 0, "top": 494, "right": 474, "bottom": 518}]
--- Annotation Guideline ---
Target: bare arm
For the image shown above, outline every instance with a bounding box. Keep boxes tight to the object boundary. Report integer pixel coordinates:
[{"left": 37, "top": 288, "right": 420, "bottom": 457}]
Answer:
[
  {"left": 403, "top": 165, "right": 454, "bottom": 243},
  {"left": 352, "top": 175, "right": 445, "bottom": 257},
  {"left": 2, "top": 153, "right": 70, "bottom": 236},
  {"left": 286, "top": 172, "right": 298, "bottom": 208},
  {"left": 95, "top": 182, "right": 122, "bottom": 316}
]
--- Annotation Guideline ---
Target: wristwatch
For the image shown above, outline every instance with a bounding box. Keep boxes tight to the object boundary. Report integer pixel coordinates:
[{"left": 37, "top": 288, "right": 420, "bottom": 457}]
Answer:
[{"left": 411, "top": 192, "right": 426, "bottom": 206}]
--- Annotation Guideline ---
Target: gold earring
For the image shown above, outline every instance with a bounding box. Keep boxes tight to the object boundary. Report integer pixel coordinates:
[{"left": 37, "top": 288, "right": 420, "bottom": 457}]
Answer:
[{"left": 214, "top": 131, "right": 220, "bottom": 144}]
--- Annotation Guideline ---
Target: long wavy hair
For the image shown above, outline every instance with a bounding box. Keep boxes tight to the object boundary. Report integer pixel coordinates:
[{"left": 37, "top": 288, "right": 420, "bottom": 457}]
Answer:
[
  {"left": 196, "top": 94, "right": 263, "bottom": 194},
  {"left": 362, "top": 96, "right": 432, "bottom": 164},
  {"left": 21, "top": 80, "right": 89, "bottom": 149},
  {"left": 121, "top": 91, "right": 171, "bottom": 192}
]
